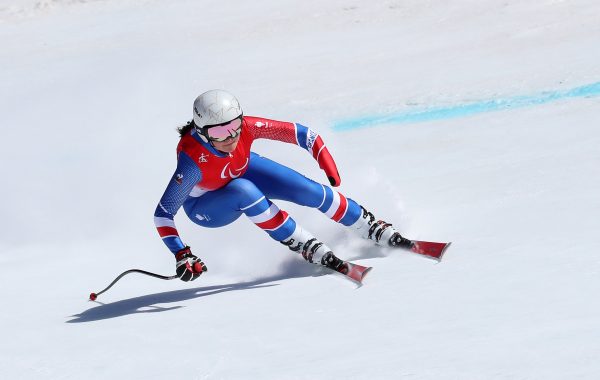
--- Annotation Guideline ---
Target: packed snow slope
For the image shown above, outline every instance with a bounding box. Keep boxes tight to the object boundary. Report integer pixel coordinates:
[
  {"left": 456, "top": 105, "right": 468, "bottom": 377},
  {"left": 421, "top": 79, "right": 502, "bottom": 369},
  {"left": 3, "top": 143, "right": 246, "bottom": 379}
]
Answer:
[{"left": 1, "top": 1, "right": 599, "bottom": 379}]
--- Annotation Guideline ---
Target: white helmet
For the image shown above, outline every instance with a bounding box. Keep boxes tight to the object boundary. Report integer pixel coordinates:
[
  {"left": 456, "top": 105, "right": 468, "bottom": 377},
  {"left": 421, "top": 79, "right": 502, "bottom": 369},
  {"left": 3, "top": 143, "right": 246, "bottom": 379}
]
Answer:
[{"left": 193, "top": 89, "right": 243, "bottom": 132}]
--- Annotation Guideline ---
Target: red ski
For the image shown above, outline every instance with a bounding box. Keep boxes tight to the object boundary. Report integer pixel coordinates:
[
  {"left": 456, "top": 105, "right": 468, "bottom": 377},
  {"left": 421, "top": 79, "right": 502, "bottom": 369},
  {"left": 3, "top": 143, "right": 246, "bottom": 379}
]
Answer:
[
  {"left": 335, "top": 261, "right": 372, "bottom": 285},
  {"left": 409, "top": 240, "right": 451, "bottom": 261}
]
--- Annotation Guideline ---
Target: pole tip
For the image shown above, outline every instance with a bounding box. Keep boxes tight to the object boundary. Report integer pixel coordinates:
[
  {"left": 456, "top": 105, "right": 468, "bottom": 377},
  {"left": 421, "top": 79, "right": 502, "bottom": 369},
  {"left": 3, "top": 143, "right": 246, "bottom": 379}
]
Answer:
[{"left": 89, "top": 293, "right": 97, "bottom": 301}]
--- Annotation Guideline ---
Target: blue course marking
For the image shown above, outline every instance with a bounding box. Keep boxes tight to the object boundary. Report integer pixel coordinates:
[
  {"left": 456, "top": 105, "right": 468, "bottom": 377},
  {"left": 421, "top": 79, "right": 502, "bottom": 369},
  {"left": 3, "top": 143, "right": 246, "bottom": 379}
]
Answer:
[{"left": 332, "top": 81, "right": 600, "bottom": 131}]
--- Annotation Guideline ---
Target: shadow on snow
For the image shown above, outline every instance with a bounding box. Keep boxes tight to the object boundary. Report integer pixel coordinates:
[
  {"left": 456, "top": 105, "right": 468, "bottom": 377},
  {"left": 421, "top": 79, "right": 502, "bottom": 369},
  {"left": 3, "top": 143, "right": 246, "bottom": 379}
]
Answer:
[
  {"left": 67, "top": 240, "right": 392, "bottom": 323},
  {"left": 67, "top": 260, "right": 328, "bottom": 323}
]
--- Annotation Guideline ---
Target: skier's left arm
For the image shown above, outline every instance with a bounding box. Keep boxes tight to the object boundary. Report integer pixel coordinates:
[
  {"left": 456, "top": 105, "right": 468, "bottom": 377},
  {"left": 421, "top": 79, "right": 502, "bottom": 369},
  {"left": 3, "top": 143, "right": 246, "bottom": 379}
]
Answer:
[{"left": 245, "top": 116, "right": 341, "bottom": 186}]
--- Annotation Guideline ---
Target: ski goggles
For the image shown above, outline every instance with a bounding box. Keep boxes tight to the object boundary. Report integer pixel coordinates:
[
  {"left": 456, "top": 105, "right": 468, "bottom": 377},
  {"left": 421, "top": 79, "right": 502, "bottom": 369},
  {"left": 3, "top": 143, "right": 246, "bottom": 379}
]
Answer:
[{"left": 204, "top": 117, "right": 243, "bottom": 142}]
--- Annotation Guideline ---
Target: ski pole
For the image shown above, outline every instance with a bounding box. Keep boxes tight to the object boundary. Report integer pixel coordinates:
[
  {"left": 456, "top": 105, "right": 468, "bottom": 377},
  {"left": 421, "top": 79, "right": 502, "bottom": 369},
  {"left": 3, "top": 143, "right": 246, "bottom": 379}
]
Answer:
[{"left": 89, "top": 269, "right": 178, "bottom": 301}]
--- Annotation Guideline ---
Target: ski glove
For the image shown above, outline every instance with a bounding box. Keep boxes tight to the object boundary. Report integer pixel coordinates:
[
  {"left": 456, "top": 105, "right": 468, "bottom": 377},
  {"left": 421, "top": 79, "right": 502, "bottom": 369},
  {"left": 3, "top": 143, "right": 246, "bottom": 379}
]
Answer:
[
  {"left": 312, "top": 136, "right": 341, "bottom": 187},
  {"left": 318, "top": 147, "right": 341, "bottom": 187},
  {"left": 175, "top": 246, "right": 207, "bottom": 282}
]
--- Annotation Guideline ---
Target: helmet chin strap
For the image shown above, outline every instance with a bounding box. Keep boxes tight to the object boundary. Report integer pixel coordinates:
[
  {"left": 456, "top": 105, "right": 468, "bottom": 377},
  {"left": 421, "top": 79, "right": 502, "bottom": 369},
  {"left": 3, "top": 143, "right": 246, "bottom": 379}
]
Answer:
[{"left": 194, "top": 125, "right": 210, "bottom": 143}]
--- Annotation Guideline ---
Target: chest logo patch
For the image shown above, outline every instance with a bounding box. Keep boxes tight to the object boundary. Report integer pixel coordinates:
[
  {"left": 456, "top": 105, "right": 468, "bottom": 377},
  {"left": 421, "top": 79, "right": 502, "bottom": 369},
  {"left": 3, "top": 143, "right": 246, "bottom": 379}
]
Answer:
[{"left": 220, "top": 158, "right": 249, "bottom": 179}]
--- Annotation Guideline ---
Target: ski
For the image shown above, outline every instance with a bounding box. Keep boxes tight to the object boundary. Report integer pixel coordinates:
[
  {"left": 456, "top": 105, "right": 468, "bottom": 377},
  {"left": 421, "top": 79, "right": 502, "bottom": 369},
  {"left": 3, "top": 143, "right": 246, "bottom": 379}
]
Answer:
[
  {"left": 408, "top": 240, "right": 451, "bottom": 261},
  {"left": 336, "top": 261, "right": 372, "bottom": 285}
]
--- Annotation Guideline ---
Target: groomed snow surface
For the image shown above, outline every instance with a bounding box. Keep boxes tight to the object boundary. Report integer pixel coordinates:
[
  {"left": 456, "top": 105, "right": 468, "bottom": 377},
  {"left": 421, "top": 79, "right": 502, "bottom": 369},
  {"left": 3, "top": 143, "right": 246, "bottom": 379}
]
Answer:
[{"left": 1, "top": 1, "right": 599, "bottom": 379}]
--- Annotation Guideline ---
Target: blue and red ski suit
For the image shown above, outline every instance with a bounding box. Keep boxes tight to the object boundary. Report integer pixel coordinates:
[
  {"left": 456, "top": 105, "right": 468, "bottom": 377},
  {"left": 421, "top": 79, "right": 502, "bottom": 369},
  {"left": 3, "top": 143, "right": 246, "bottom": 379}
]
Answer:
[{"left": 154, "top": 116, "right": 362, "bottom": 255}]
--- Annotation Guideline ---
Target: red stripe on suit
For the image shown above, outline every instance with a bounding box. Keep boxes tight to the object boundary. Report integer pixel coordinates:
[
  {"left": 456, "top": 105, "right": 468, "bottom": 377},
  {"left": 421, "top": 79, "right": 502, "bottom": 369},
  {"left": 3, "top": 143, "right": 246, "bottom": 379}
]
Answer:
[
  {"left": 331, "top": 193, "right": 348, "bottom": 222},
  {"left": 157, "top": 226, "right": 179, "bottom": 237},
  {"left": 255, "top": 210, "right": 289, "bottom": 231}
]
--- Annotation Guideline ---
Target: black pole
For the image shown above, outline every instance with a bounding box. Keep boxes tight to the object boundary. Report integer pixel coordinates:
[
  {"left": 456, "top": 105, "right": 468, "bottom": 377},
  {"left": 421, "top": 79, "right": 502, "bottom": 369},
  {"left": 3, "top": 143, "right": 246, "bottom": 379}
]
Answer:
[{"left": 89, "top": 269, "right": 177, "bottom": 301}]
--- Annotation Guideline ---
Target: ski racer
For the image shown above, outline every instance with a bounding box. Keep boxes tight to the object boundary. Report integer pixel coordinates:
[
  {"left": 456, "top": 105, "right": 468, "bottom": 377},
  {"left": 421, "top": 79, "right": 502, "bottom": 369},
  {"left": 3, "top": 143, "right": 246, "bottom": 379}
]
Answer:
[{"left": 154, "top": 89, "right": 413, "bottom": 282}]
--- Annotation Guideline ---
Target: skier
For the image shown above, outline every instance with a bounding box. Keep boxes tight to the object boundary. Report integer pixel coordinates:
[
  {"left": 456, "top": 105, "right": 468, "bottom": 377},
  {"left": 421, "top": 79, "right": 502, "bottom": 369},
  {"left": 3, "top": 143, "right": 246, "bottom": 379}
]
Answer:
[{"left": 154, "top": 89, "right": 413, "bottom": 282}]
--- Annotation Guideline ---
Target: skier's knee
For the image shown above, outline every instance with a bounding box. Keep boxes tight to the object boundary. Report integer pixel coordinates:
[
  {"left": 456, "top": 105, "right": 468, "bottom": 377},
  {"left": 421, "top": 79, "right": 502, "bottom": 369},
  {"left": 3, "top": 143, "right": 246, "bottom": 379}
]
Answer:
[{"left": 228, "top": 178, "right": 264, "bottom": 205}]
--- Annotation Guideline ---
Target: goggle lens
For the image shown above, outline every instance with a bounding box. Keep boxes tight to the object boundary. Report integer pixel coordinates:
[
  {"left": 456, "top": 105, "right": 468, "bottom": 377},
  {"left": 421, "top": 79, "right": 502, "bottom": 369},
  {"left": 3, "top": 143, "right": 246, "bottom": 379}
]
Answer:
[{"left": 205, "top": 118, "right": 243, "bottom": 142}]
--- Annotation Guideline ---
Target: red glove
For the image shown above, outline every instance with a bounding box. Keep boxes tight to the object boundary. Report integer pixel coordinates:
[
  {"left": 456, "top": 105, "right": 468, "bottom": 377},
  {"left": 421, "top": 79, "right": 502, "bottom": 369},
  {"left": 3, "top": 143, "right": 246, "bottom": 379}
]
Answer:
[{"left": 312, "top": 136, "right": 341, "bottom": 187}]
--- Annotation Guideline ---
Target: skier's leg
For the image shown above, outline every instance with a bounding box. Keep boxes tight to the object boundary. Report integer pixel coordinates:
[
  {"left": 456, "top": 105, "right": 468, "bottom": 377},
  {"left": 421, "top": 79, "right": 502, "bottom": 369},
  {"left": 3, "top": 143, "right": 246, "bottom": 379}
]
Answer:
[
  {"left": 182, "top": 178, "right": 347, "bottom": 270},
  {"left": 243, "top": 153, "right": 411, "bottom": 248},
  {"left": 243, "top": 152, "right": 362, "bottom": 226}
]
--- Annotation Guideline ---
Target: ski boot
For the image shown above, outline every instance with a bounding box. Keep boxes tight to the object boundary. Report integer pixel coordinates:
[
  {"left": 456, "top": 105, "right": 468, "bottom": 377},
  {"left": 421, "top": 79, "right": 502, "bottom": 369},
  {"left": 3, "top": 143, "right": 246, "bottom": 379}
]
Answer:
[
  {"left": 281, "top": 225, "right": 373, "bottom": 283},
  {"left": 281, "top": 226, "right": 349, "bottom": 274},
  {"left": 321, "top": 251, "right": 348, "bottom": 275},
  {"left": 352, "top": 206, "right": 414, "bottom": 249},
  {"left": 281, "top": 226, "right": 333, "bottom": 265}
]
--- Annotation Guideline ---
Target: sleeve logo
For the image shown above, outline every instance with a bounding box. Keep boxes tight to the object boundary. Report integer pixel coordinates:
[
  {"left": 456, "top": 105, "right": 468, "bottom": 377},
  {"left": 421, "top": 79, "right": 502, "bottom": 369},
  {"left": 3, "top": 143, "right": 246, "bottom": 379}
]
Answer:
[
  {"left": 174, "top": 173, "right": 183, "bottom": 184},
  {"left": 306, "top": 130, "right": 317, "bottom": 150}
]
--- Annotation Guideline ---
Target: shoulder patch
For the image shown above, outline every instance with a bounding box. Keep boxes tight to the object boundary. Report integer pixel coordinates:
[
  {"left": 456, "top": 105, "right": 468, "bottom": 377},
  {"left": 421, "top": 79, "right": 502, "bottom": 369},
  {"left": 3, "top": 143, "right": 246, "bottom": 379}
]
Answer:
[
  {"left": 306, "top": 129, "right": 318, "bottom": 150},
  {"left": 174, "top": 173, "right": 183, "bottom": 184}
]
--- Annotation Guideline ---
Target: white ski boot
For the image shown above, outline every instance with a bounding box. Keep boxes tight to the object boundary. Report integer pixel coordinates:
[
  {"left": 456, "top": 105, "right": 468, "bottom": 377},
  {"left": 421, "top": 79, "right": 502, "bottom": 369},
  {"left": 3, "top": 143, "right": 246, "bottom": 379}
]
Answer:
[
  {"left": 351, "top": 206, "right": 414, "bottom": 249},
  {"left": 281, "top": 225, "right": 347, "bottom": 273}
]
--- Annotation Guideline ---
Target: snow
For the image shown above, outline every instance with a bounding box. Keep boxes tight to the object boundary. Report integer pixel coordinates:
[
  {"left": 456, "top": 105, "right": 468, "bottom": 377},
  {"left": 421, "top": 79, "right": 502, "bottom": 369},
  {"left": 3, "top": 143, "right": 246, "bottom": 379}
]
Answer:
[{"left": 1, "top": 0, "right": 600, "bottom": 378}]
